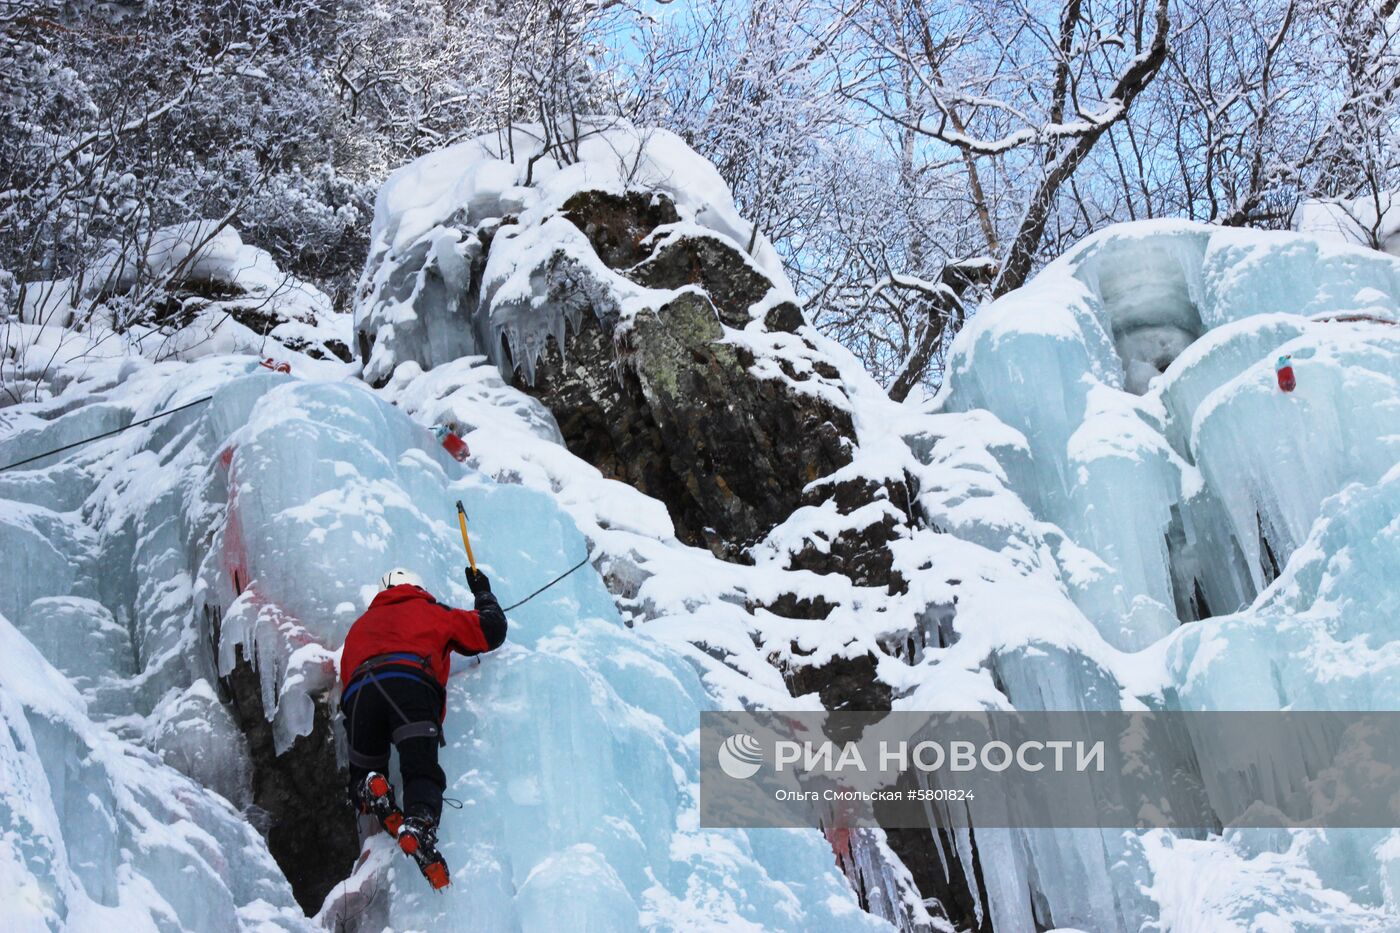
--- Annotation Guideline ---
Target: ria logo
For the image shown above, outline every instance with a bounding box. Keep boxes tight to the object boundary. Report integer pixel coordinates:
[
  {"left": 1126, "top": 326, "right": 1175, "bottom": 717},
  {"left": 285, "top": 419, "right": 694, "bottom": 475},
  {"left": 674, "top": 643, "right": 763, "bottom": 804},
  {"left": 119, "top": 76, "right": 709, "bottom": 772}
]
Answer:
[{"left": 718, "top": 733, "right": 764, "bottom": 780}]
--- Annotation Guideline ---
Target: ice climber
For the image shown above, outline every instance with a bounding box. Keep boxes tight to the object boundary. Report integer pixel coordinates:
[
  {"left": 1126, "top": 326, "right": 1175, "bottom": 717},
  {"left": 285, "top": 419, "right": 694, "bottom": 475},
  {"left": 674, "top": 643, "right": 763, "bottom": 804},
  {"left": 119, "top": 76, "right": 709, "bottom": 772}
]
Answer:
[{"left": 340, "top": 566, "right": 507, "bottom": 889}]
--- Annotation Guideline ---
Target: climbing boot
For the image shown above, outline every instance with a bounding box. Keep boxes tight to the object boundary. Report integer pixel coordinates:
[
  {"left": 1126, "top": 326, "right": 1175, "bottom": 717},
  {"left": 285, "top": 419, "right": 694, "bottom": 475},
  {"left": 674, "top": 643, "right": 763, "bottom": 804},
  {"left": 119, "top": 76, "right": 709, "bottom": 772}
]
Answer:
[
  {"left": 397, "top": 815, "right": 450, "bottom": 890},
  {"left": 353, "top": 772, "right": 404, "bottom": 836}
]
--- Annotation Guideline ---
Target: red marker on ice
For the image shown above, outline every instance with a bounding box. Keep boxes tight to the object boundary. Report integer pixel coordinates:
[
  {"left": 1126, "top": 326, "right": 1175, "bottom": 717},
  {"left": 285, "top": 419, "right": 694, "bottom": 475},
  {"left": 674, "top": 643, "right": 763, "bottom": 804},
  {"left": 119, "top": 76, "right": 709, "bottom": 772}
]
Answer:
[
  {"left": 1275, "top": 354, "right": 1296, "bottom": 393},
  {"left": 432, "top": 424, "right": 470, "bottom": 462}
]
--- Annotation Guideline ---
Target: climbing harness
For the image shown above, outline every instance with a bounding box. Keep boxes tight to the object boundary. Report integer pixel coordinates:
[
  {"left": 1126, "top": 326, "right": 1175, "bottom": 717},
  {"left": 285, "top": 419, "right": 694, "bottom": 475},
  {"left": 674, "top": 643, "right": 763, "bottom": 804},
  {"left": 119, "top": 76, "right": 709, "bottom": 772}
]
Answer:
[
  {"left": 343, "top": 652, "right": 446, "bottom": 771},
  {"left": 0, "top": 394, "right": 213, "bottom": 472},
  {"left": 341, "top": 652, "right": 440, "bottom": 706}
]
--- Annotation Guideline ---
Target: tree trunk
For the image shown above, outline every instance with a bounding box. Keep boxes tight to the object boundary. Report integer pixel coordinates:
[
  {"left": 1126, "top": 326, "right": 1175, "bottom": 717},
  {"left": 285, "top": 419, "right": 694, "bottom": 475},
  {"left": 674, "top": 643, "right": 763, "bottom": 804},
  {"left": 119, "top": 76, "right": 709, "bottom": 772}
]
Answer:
[
  {"left": 991, "top": 0, "right": 1171, "bottom": 297},
  {"left": 887, "top": 259, "right": 997, "bottom": 402}
]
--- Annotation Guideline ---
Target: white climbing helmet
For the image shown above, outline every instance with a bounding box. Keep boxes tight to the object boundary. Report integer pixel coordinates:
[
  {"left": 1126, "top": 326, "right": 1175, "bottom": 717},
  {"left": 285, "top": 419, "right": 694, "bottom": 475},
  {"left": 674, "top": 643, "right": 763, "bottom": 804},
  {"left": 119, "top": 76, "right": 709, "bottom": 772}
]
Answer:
[{"left": 379, "top": 568, "right": 424, "bottom": 591}]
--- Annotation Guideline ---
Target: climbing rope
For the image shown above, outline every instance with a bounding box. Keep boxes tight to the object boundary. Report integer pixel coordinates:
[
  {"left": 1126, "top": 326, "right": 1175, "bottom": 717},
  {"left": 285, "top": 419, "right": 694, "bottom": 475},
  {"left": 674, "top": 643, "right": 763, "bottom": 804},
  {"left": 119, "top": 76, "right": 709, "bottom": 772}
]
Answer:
[
  {"left": 453, "top": 498, "right": 592, "bottom": 612},
  {"left": 502, "top": 554, "right": 592, "bottom": 612},
  {"left": 5, "top": 394, "right": 592, "bottom": 600},
  {"left": 332, "top": 870, "right": 384, "bottom": 933},
  {"left": 0, "top": 395, "right": 213, "bottom": 472}
]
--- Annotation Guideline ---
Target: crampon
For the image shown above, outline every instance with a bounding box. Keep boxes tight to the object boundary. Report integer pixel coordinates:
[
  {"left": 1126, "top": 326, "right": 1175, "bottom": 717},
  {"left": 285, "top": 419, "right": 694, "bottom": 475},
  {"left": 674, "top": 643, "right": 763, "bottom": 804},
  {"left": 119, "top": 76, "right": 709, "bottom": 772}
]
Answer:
[
  {"left": 354, "top": 772, "right": 404, "bottom": 836},
  {"left": 397, "top": 817, "right": 450, "bottom": 891}
]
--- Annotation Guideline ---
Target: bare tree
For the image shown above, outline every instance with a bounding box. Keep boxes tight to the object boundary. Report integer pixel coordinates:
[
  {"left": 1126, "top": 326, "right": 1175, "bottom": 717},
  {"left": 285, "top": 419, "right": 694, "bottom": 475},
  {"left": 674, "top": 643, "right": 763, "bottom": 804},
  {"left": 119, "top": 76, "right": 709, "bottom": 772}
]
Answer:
[
  {"left": 6, "top": 0, "right": 1394, "bottom": 404},
  {"left": 330, "top": 0, "right": 628, "bottom": 172},
  {"left": 1153, "top": 0, "right": 1399, "bottom": 233},
  {"left": 0, "top": 0, "right": 324, "bottom": 401},
  {"left": 629, "top": 0, "right": 851, "bottom": 253},
  {"left": 830, "top": 0, "right": 1172, "bottom": 396}
]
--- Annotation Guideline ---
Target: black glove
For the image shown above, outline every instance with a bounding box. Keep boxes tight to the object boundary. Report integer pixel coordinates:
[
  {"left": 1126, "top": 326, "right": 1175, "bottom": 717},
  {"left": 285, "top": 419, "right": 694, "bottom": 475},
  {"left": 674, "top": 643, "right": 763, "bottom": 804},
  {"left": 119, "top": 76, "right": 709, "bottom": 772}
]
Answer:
[{"left": 465, "top": 567, "right": 491, "bottom": 596}]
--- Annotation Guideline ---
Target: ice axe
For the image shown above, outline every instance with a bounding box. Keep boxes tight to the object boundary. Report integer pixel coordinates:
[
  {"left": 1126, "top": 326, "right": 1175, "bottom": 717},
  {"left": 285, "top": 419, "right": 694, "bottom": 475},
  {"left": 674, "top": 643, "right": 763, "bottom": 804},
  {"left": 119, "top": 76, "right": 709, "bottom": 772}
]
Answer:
[
  {"left": 454, "top": 498, "right": 592, "bottom": 614},
  {"left": 455, "top": 500, "right": 478, "bottom": 574}
]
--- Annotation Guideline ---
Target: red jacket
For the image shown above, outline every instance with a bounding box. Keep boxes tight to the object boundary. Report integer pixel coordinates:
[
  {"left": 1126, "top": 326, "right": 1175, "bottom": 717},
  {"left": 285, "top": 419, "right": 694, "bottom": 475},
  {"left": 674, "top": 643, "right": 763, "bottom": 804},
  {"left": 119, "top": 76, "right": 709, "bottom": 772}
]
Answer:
[{"left": 340, "top": 585, "right": 506, "bottom": 693}]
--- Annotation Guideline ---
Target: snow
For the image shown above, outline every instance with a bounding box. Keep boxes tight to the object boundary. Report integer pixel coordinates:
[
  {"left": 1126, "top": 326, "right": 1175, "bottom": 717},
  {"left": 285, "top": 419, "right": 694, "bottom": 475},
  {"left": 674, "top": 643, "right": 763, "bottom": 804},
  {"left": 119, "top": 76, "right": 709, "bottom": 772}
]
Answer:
[
  {"left": 1139, "top": 830, "right": 1392, "bottom": 931},
  {"left": 354, "top": 120, "right": 792, "bottom": 385},
  {"left": 925, "top": 218, "right": 1400, "bottom": 927},
  {"left": 0, "top": 610, "right": 306, "bottom": 932},
  {"left": 98, "top": 221, "right": 280, "bottom": 296},
  {"left": 370, "top": 122, "right": 778, "bottom": 273},
  {"left": 1294, "top": 193, "right": 1400, "bottom": 259},
  {"left": 6, "top": 129, "right": 1400, "bottom": 932},
  {"left": 4, "top": 222, "right": 352, "bottom": 403}
]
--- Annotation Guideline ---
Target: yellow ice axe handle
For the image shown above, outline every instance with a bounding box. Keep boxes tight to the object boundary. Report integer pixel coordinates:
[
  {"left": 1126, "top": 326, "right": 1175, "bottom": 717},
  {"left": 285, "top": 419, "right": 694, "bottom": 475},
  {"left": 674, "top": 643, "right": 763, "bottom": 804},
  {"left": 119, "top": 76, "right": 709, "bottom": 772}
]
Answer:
[{"left": 456, "top": 500, "right": 478, "bottom": 574}]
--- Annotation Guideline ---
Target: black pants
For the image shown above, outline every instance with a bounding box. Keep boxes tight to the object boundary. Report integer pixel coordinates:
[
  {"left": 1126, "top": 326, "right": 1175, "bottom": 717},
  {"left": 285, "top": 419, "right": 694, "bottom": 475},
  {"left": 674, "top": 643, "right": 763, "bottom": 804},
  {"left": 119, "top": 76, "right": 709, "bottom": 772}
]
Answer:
[{"left": 344, "top": 675, "right": 446, "bottom": 822}]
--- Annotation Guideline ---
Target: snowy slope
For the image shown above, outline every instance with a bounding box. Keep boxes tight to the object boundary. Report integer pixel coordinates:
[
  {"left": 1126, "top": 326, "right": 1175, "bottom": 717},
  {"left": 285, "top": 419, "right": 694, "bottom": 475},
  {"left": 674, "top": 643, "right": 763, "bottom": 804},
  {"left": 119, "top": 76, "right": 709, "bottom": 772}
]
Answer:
[
  {"left": 0, "top": 362, "right": 892, "bottom": 929},
  {"left": 5, "top": 124, "right": 1400, "bottom": 933}
]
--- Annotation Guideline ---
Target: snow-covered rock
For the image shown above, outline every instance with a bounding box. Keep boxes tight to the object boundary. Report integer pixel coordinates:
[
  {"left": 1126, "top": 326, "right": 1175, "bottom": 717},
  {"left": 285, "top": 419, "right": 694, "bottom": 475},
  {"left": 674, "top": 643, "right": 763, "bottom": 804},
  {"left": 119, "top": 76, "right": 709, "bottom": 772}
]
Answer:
[
  {"left": 355, "top": 123, "right": 857, "bottom": 558},
  {"left": 5, "top": 222, "right": 351, "bottom": 404},
  {"left": 355, "top": 122, "right": 788, "bottom": 384},
  {"left": 1294, "top": 193, "right": 1400, "bottom": 258},
  {"left": 5, "top": 128, "right": 1400, "bottom": 933}
]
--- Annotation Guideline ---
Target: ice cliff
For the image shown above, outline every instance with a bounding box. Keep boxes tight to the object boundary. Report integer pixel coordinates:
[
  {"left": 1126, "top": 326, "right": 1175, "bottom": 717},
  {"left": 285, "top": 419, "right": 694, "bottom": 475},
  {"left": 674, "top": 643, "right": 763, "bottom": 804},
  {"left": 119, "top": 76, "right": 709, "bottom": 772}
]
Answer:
[
  {"left": 2, "top": 126, "right": 903, "bottom": 929},
  {"left": 353, "top": 124, "right": 1400, "bottom": 929},
  {"left": 3, "top": 122, "right": 1400, "bottom": 932},
  {"left": 923, "top": 220, "right": 1400, "bottom": 929}
]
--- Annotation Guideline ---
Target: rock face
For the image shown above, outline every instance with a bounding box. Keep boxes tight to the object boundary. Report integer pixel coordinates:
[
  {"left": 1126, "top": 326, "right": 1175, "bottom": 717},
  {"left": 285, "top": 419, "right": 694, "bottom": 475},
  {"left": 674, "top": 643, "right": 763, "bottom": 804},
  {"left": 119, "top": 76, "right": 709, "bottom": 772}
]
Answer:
[
  {"left": 222, "top": 645, "right": 358, "bottom": 913},
  {"left": 359, "top": 181, "right": 858, "bottom": 558},
  {"left": 787, "top": 473, "right": 919, "bottom": 589},
  {"left": 527, "top": 195, "right": 854, "bottom": 555},
  {"left": 352, "top": 129, "right": 939, "bottom": 928},
  {"left": 530, "top": 291, "right": 851, "bottom": 554}
]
